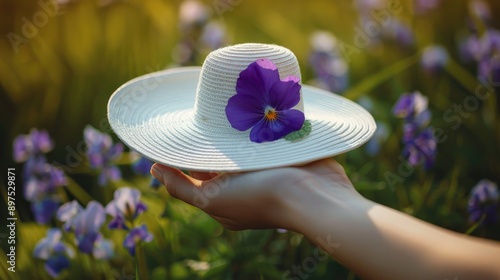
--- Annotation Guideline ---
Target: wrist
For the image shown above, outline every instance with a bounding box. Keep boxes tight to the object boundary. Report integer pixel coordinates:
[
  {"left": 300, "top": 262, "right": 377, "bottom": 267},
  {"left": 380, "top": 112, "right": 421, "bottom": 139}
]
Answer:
[{"left": 278, "top": 173, "right": 371, "bottom": 236}]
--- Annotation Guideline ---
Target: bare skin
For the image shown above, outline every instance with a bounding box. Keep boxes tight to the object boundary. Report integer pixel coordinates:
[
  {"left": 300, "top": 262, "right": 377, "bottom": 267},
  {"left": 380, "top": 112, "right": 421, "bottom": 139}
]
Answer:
[{"left": 151, "top": 158, "right": 500, "bottom": 280}]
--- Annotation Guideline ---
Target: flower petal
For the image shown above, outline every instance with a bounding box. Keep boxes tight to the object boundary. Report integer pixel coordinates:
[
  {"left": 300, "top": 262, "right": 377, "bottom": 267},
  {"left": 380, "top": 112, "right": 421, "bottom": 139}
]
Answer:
[
  {"left": 57, "top": 200, "right": 83, "bottom": 223},
  {"left": 31, "top": 129, "right": 54, "bottom": 154},
  {"left": 268, "top": 77, "right": 301, "bottom": 111},
  {"left": 226, "top": 94, "right": 265, "bottom": 131},
  {"left": 123, "top": 225, "right": 153, "bottom": 256},
  {"left": 33, "top": 229, "right": 63, "bottom": 260},
  {"left": 249, "top": 110, "right": 305, "bottom": 143},
  {"left": 93, "top": 237, "right": 114, "bottom": 260},
  {"left": 392, "top": 93, "right": 414, "bottom": 118},
  {"left": 72, "top": 201, "right": 105, "bottom": 236},
  {"left": 236, "top": 59, "right": 280, "bottom": 102},
  {"left": 32, "top": 198, "right": 59, "bottom": 224},
  {"left": 45, "top": 254, "right": 70, "bottom": 278},
  {"left": 77, "top": 232, "right": 99, "bottom": 254},
  {"left": 108, "top": 215, "right": 128, "bottom": 230}
]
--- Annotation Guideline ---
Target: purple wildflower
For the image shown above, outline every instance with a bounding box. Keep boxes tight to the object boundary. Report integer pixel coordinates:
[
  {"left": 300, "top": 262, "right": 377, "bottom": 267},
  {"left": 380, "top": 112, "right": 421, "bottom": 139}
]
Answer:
[
  {"left": 393, "top": 91, "right": 437, "bottom": 169},
  {"left": 32, "top": 198, "right": 60, "bottom": 224},
  {"left": 60, "top": 201, "right": 112, "bottom": 257},
  {"left": 200, "top": 21, "right": 226, "bottom": 50},
  {"left": 84, "top": 125, "right": 123, "bottom": 186},
  {"left": 421, "top": 45, "right": 449, "bottom": 73},
  {"left": 463, "top": 29, "right": 500, "bottom": 84},
  {"left": 22, "top": 156, "right": 65, "bottom": 224},
  {"left": 178, "top": 0, "right": 209, "bottom": 33},
  {"left": 468, "top": 180, "right": 499, "bottom": 224},
  {"left": 225, "top": 59, "right": 305, "bottom": 143},
  {"left": 24, "top": 157, "right": 66, "bottom": 202},
  {"left": 106, "top": 187, "right": 147, "bottom": 229},
  {"left": 402, "top": 126, "right": 437, "bottom": 169},
  {"left": 393, "top": 91, "right": 429, "bottom": 120},
  {"left": 13, "top": 128, "right": 53, "bottom": 162},
  {"left": 57, "top": 200, "right": 83, "bottom": 231},
  {"left": 132, "top": 156, "right": 154, "bottom": 176},
  {"left": 468, "top": 0, "right": 492, "bottom": 29},
  {"left": 123, "top": 225, "right": 153, "bottom": 256},
  {"left": 309, "top": 31, "right": 349, "bottom": 93},
  {"left": 92, "top": 234, "right": 114, "bottom": 260},
  {"left": 383, "top": 19, "right": 415, "bottom": 48},
  {"left": 478, "top": 55, "right": 500, "bottom": 85},
  {"left": 13, "top": 128, "right": 65, "bottom": 224},
  {"left": 33, "top": 228, "right": 75, "bottom": 278},
  {"left": 132, "top": 156, "right": 162, "bottom": 188}
]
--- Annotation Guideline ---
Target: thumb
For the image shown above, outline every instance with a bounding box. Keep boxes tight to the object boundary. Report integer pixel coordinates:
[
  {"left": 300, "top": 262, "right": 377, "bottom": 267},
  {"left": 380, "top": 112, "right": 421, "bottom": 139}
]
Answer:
[{"left": 150, "top": 163, "right": 202, "bottom": 206}]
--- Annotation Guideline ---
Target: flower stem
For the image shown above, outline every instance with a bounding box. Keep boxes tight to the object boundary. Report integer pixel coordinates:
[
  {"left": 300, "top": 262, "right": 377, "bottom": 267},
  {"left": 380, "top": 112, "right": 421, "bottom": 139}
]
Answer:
[
  {"left": 65, "top": 176, "right": 93, "bottom": 205},
  {"left": 464, "top": 215, "right": 485, "bottom": 235},
  {"left": 136, "top": 242, "right": 149, "bottom": 280}
]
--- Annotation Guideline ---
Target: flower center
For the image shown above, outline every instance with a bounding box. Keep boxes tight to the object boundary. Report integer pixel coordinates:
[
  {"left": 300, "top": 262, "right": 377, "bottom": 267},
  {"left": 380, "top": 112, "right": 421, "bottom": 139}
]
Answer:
[{"left": 264, "top": 107, "right": 277, "bottom": 121}]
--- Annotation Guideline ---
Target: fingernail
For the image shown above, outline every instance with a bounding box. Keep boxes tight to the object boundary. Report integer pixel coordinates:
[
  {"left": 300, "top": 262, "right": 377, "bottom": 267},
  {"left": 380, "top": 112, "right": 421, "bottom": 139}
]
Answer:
[{"left": 151, "top": 165, "right": 162, "bottom": 180}]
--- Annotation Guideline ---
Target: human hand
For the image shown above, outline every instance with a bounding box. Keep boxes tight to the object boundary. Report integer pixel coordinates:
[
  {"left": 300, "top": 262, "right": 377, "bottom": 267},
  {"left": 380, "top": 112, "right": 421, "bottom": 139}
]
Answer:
[{"left": 151, "top": 158, "right": 359, "bottom": 231}]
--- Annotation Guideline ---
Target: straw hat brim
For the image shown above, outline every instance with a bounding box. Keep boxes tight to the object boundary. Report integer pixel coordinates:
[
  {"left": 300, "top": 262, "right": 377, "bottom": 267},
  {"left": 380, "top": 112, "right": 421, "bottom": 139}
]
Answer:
[{"left": 108, "top": 67, "right": 376, "bottom": 172}]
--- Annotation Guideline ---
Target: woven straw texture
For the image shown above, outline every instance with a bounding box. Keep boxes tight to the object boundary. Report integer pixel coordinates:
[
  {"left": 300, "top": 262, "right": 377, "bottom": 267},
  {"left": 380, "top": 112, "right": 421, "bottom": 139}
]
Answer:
[{"left": 108, "top": 44, "right": 376, "bottom": 171}]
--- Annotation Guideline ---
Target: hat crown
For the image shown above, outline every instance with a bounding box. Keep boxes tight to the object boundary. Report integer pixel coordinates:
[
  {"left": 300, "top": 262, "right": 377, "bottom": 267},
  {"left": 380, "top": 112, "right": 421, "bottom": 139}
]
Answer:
[{"left": 193, "top": 43, "right": 303, "bottom": 129}]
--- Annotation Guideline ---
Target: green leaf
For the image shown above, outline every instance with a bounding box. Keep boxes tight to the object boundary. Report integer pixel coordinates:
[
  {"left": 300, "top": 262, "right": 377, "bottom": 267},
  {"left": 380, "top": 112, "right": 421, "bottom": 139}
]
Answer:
[{"left": 284, "top": 120, "right": 312, "bottom": 142}]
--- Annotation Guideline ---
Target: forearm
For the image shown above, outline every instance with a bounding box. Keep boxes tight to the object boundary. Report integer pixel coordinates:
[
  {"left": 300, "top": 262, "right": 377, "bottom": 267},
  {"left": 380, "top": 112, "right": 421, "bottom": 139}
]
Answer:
[{"left": 284, "top": 186, "right": 500, "bottom": 280}]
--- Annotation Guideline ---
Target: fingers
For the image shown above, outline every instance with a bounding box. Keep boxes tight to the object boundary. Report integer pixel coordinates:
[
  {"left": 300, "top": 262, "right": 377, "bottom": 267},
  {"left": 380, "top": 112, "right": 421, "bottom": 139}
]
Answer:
[
  {"left": 189, "top": 171, "right": 219, "bottom": 180},
  {"left": 151, "top": 163, "right": 202, "bottom": 206},
  {"left": 301, "top": 158, "right": 343, "bottom": 175}
]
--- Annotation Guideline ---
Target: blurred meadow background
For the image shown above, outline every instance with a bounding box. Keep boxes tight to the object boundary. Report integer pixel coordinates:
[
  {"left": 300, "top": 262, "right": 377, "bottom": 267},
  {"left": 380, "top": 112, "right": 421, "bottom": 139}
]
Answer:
[{"left": 1, "top": 0, "right": 500, "bottom": 279}]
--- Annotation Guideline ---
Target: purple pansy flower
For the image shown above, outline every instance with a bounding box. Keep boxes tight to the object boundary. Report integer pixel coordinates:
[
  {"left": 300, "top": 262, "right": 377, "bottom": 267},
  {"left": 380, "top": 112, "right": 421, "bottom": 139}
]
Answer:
[
  {"left": 33, "top": 228, "right": 75, "bottom": 278},
  {"left": 13, "top": 128, "right": 54, "bottom": 162},
  {"left": 468, "top": 180, "right": 499, "bottom": 224},
  {"left": 225, "top": 59, "right": 305, "bottom": 143},
  {"left": 123, "top": 225, "right": 153, "bottom": 256},
  {"left": 106, "top": 187, "right": 147, "bottom": 229},
  {"left": 84, "top": 125, "right": 123, "bottom": 186}
]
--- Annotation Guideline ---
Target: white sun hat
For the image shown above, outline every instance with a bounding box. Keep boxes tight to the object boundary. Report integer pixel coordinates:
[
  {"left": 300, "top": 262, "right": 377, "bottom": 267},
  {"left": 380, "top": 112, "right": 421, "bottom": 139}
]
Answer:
[{"left": 107, "top": 43, "right": 376, "bottom": 172}]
